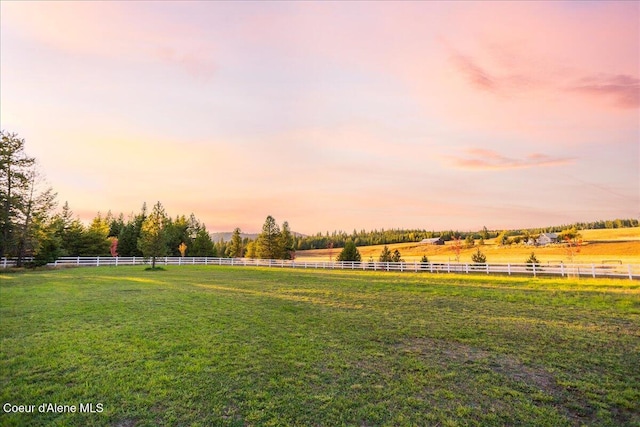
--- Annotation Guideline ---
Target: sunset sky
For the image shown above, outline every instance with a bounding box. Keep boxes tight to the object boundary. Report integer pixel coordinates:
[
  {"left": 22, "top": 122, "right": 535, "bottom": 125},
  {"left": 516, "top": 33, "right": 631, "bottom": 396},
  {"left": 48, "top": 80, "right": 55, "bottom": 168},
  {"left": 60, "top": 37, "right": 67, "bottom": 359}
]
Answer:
[{"left": 1, "top": 1, "right": 638, "bottom": 234}]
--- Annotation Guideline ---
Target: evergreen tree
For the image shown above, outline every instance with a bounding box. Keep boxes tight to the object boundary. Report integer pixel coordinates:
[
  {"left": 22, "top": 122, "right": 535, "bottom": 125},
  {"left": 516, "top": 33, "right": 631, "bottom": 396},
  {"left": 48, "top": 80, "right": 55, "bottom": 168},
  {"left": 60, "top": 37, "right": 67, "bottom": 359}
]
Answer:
[
  {"left": 137, "top": 201, "right": 168, "bottom": 269},
  {"left": 257, "top": 215, "right": 281, "bottom": 259},
  {"left": 226, "top": 227, "right": 244, "bottom": 258},
  {"left": 379, "top": 245, "right": 392, "bottom": 262},
  {"left": 191, "top": 227, "right": 215, "bottom": 256},
  {"left": 0, "top": 132, "right": 56, "bottom": 265},
  {"left": 280, "top": 221, "right": 295, "bottom": 260},
  {"left": 81, "top": 212, "right": 111, "bottom": 255},
  {"left": 165, "top": 215, "right": 191, "bottom": 256},
  {"left": 391, "top": 249, "right": 404, "bottom": 263},
  {"left": 215, "top": 239, "right": 228, "bottom": 258},
  {"left": 336, "top": 239, "right": 361, "bottom": 262},
  {"left": 117, "top": 204, "right": 146, "bottom": 257},
  {"left": 245, "top": 241, "right": 257, "bottom": 258},
  {"left": 1, "top": 131, "right": 35, "bottom": 259},
  {"left": 465, "top": 235, "right": 475, "bottom": 247},
  {"left": 471, "top": 248, "right": 487, "bottom": 264},
  {"left": 525, "top": 252, "right": 540, "bottom": 266}
]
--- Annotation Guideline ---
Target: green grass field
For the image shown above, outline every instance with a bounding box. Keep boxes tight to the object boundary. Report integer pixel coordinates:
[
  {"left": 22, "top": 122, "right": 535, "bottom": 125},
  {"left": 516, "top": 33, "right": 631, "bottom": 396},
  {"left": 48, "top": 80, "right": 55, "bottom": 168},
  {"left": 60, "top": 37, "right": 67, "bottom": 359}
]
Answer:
[{"left": 1, "top": 266, "right": 639, "bottom": 426}]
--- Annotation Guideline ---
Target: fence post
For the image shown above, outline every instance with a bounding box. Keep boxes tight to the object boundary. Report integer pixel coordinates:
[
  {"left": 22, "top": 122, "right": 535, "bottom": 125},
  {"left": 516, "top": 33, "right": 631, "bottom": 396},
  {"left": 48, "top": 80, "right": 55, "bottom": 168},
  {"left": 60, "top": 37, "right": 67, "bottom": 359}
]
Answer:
[
  {"left": 628, "top": 265, "right": 633, "bottom": 280},
  {"left": 486, "top": 263, "right": 489, "bottom": 275},
  {"left": 560, "top": 263, "right": 564, "bottom": 277},
  {"left": 507, "top": 263, "right": 511, "bottom": 275},
  {"left": 2, "top": 258, "right": 6, "bottom": 268},
  {"left": 447, "top": 263, "right": 450, "bottom": 273},
  {"left": 532, "top": 263, "right": 536, "bottom": 277},
  {"left": 591, "top": 264, "right": 596, "bottom": 278}
]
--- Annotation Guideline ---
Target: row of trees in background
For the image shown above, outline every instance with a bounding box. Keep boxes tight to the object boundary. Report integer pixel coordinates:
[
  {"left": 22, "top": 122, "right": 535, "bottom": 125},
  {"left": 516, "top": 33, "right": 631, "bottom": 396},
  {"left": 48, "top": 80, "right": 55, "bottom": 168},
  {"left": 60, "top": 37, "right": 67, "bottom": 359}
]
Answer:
[
  {"left": 2, "top": 131, "right": 638, "bottom": 266},
  {"left": 294, "top": 218, "right": 639, "bottom": 251}
]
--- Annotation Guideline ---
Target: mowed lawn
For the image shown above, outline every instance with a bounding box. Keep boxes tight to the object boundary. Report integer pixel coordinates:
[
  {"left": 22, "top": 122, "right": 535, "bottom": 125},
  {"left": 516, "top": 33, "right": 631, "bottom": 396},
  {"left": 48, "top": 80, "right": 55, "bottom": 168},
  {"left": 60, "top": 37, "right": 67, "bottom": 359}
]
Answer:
[{"left": 1, "top": 267, "right": 639, "bottom": 427}]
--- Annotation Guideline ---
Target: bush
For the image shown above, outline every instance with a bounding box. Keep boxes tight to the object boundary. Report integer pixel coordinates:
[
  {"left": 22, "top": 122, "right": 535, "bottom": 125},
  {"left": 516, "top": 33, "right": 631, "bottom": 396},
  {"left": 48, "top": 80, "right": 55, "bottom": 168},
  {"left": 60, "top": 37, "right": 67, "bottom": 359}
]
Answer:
[
  {"left": 525, "top": 252, "right": 540, "bottom": 271},
  {"left": 471, "top": 248, "right": 487, "bottom": 264},
  {"left": 525, "top": 252, "right": 540, "bottom": 265}
]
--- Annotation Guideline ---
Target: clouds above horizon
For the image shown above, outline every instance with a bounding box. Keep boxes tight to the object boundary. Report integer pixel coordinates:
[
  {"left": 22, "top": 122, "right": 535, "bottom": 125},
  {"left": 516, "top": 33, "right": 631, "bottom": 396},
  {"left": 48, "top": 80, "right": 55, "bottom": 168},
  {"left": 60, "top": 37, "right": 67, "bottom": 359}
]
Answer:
[
  {"left": 447, "top": 148, "right": 575, "bottom": 171},
  {"left": 1, "top": 1, "right": 638, "bottom": 233}
]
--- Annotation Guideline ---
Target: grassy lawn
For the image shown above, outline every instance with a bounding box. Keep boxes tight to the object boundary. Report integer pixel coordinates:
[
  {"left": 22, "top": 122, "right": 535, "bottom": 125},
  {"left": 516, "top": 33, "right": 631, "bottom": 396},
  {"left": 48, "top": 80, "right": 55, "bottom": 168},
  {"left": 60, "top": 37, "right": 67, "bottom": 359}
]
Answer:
[{"left": 1, "top": 266, "right": 639, "bottom": 426}]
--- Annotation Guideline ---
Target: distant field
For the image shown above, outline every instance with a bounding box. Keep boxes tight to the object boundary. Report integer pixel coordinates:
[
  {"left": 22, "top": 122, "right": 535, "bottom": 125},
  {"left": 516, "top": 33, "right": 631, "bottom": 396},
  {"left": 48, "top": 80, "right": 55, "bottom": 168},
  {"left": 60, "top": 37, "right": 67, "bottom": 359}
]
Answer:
[
  {"left": 296, "top": 227, "right": 640, "bottom": 264},
  {"left": 580, "top": 227, "right": 640, "bottom": 241},
  {"left": 1, "top": 266, "right": 639, "bottom": 426}
]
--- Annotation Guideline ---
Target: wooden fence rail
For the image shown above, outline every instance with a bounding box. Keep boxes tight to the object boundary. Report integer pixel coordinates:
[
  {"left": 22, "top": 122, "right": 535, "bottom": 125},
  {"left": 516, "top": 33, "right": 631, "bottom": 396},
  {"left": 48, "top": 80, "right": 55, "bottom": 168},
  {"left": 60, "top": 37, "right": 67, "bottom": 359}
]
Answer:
[{"left": 2, "top": 257, "right": 638, "bottom": 280}]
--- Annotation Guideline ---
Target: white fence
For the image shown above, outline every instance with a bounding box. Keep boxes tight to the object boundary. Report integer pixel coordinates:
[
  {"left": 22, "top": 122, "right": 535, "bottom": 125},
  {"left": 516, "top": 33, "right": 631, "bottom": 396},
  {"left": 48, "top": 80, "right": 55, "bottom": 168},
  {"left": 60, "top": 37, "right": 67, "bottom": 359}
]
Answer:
[{"left": 2, "top": 256, "right": 637, "bottom": 280}]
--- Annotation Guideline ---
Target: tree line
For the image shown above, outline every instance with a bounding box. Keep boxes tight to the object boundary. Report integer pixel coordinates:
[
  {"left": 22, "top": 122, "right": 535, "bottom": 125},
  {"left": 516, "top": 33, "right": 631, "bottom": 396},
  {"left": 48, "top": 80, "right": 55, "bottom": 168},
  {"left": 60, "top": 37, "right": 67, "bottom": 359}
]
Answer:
[{"left": 2, "top": 131, "right": 637, "bottom": 266}]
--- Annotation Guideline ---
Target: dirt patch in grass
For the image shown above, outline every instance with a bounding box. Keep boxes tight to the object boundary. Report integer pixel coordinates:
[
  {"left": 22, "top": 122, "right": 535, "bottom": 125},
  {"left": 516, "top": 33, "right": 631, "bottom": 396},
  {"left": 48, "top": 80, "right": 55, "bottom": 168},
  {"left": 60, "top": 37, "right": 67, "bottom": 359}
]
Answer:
[{"left": 397, "top": 338, "right": 605, "bottom": 425}]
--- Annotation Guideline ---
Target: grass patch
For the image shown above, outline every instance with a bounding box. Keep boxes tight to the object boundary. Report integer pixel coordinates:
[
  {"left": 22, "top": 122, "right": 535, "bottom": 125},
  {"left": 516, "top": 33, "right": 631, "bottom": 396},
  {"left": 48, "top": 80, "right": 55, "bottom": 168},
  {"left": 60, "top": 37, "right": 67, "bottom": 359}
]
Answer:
[{"left": 1, "top": 266, "right": 639, "bottom": 426}]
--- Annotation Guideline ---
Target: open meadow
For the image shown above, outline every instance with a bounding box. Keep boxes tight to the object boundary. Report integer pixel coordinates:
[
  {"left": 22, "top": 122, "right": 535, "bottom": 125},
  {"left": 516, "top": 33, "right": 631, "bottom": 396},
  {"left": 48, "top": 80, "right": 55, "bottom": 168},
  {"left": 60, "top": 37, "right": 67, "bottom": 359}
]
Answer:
[
  {"left": 1, "top": 266, "right": 639, "bottom": 426},
  {"left": 296, "top": 227, "right": 640, "bottom": 265}
]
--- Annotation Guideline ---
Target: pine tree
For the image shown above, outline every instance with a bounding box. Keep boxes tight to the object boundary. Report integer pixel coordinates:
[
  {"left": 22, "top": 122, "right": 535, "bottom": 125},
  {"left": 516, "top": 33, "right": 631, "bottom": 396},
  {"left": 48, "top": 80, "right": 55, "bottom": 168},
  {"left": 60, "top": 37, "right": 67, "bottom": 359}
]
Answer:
[
  {"left": 1, "top": 131, "right": 56, "bottom": 265},
  {"left": 226, "top": 227, "right": 244, "bottom": 258},
  {"left": 137, "top": 201, "right": 168, "bottom": 269},
  {"left": 191, "top": 227, "right": 215, "bottom": 257},
  {"left": 336, "top": 239, "right": 361, "bottom": 262},
  {"left": 379, "top": 245, "right": 392, "bottom": 262},
  {"left": 391, "top": 249, "right": 403, "bottom": 263},
  {"left": 257, "top": 215, "right": 281, "bottom": 259},
  {"left": 471, "top": 248, "right": 487, "bottom": 264},
  {"left": 280, "top": 221, "right": 295, "bottom": 260}
]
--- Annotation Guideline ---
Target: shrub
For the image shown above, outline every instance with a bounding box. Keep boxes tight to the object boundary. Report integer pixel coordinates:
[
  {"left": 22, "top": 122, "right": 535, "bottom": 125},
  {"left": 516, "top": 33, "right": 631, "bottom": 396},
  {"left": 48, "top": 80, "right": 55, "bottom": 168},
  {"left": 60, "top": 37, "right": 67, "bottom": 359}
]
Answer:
[{"left": 471, "top": 248, "right": 487, "bottom": 264}]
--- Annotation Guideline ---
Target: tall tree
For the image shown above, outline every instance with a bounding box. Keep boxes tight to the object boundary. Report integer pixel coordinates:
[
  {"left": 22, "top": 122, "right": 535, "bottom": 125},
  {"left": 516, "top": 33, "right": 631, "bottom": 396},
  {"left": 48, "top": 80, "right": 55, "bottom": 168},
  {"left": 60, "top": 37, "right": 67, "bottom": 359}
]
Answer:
[
  {"left": 14, "top": 165, "right": 56, "bottom": 265},
  {"left": 226, "top": 227, "right": 244, "bottom": 258},
  {"left": 256, "top": 215, "right": 281, "bottom": 259},
  {"left": 280, "top": 221, "right": 295, "bottom": 260},
  {"left": 117, "top": 203, "right": 146, "bottom": 257},
  {"left": 1, "top": 131, "right": 36, "bottom": 259},
  {"left": 191, "top": 226, "right": 215, "bottom": 256},
  {"left": 165, "top": 215, "right": 191, "bottom": 256},
  {"left": 81, "top": 212, "right": 111, "bottom": 255},
  {"left": 379, "top": 245, "right": 392, "bottom": 262},
  {"left": 51, "top": 203, "right": 85, "bottom": 256},
  {"left": 137, "top": 201, "right": 168, "bottom": 269}
]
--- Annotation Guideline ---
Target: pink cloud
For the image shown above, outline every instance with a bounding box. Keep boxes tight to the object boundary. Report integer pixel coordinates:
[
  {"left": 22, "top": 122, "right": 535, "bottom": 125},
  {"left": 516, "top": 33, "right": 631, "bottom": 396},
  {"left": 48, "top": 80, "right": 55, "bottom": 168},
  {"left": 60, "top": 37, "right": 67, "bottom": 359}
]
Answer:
[
  {"left": 568, "top": 74, "right": 639, "bottom": 109},
  {"left": 447, "top": 148, "right": 575, "bottom": 171}
]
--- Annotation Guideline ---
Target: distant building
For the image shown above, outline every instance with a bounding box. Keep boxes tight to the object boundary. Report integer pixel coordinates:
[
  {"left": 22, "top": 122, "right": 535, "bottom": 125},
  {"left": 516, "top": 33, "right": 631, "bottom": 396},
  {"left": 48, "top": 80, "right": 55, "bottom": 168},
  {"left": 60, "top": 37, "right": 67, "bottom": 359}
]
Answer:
[
  {"left": 419, "top": 237, "right": 444, "bottom": 245},
  {"left": 530, "top": 233, "right": 558, "bottom": 246}
]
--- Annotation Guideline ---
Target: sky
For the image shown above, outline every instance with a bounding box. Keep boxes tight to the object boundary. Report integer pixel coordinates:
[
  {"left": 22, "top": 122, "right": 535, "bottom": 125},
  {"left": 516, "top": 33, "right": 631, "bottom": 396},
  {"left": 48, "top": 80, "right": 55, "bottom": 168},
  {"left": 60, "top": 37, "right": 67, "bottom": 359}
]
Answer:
[{"left": 1, "top": 1, "right": 638, "bottom": 235}]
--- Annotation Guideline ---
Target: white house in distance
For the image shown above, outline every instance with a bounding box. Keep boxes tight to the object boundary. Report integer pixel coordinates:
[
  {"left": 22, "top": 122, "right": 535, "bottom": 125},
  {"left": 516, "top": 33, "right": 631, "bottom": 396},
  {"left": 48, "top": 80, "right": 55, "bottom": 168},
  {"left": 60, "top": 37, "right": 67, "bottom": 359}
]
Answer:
[
  {"left": 419, "top": 237, "right": 445, "bottom": 245},
  {"left": 530, "top": 233, "right": 559, "bottom": 246}
]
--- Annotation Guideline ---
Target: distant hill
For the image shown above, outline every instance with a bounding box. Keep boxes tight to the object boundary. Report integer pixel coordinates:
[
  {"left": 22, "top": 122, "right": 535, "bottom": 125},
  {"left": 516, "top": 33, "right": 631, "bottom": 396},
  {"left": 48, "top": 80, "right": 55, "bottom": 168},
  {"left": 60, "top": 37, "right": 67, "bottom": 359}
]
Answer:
[
  {"left": 210, "top": 232, "right": 259, "bottom": 242},
  {"left": 210, "top": 231, "right": 306, "bottom": 242}
]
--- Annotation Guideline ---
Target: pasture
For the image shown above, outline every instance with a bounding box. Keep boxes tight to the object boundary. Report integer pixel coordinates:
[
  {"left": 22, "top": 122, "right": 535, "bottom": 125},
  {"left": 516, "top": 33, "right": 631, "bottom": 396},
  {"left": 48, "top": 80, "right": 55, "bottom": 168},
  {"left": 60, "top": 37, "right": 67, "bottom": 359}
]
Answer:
[
  {"left": 1, "top": 266, "right": 639, "bottom": 426},
  {"left": 296, "top": 227, "right": 640, "bottom": 264}
]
